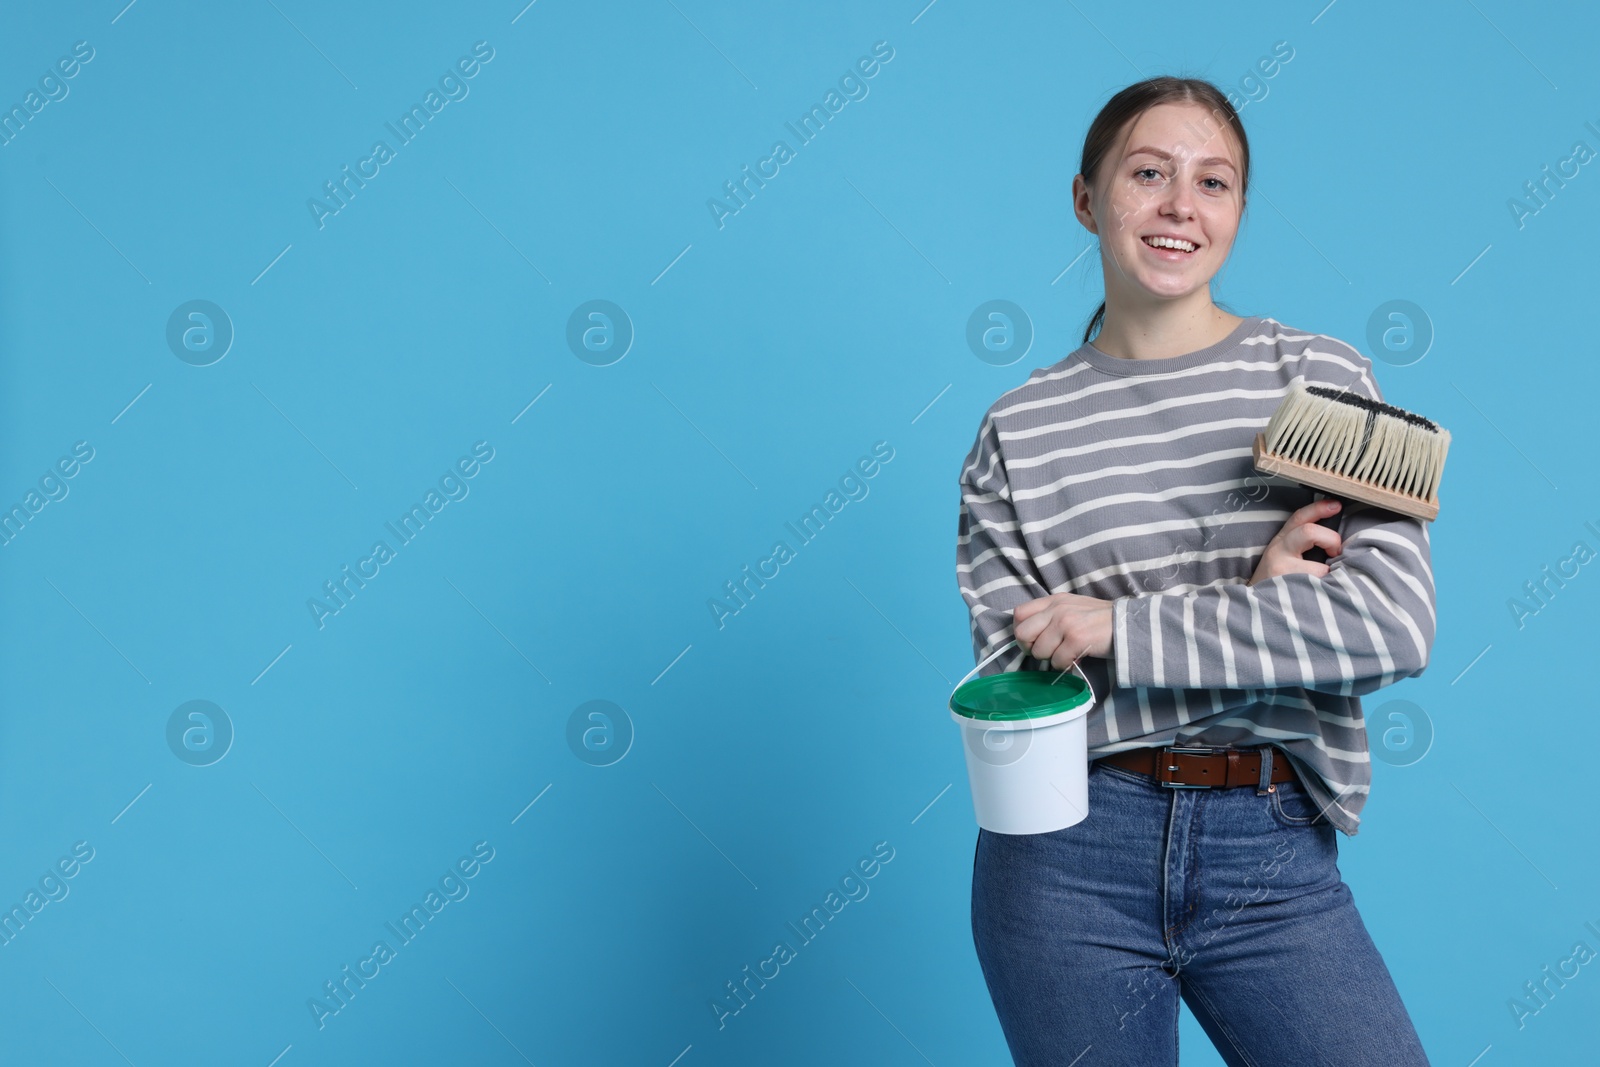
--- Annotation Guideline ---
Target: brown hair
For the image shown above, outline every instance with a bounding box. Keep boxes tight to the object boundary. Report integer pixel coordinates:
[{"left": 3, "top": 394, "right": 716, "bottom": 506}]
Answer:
[{"left": 1078, "top": 77, "right": 1251, "bottom": 343}]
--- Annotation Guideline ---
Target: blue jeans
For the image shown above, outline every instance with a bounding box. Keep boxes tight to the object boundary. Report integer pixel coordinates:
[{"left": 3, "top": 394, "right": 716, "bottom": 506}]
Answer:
[{"left": 971, "top": 754, "right": 1431, "bottom": 1065}]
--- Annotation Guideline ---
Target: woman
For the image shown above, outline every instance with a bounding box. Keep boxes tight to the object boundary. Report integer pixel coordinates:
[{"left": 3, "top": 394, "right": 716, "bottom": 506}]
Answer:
[{"left": 956, "top": 76, "right": 1435, "bottom": 1065}]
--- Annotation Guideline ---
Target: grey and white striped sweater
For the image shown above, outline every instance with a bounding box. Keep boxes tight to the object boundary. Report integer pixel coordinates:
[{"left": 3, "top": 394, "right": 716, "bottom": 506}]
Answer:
[{"left": 955, "top": 315, "right": 1438, "bottom": 836}]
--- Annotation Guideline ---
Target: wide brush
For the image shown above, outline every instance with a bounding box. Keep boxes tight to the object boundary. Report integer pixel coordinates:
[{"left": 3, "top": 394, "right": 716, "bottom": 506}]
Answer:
[{"left": 1251, "top": 381, "right": 1450, "bottom": 563}]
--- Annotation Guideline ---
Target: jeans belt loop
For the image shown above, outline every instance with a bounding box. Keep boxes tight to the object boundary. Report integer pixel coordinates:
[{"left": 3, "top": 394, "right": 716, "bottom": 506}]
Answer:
[{"left": 1257, "top": 744, "right": 1275, "bottom": 795}]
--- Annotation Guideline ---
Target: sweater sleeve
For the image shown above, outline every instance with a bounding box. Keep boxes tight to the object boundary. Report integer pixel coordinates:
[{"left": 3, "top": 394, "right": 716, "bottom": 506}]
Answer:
[
  {"left": 956, "top": 410, "right": 1054, "bottom": 676},
  {"left": 1111, "top": 356, "right": 1439, "bottom": 697}
]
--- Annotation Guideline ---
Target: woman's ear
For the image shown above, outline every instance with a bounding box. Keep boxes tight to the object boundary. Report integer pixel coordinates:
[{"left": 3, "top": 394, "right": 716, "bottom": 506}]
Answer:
[{"left": 1072, "top": 174, "right": 1099, "bottom": 235}]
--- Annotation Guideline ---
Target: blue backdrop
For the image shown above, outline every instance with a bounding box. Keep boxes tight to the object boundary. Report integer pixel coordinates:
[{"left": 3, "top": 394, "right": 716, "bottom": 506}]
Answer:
[{"left": 1, "top": 1, "right": 1596, "bottom": 1064}]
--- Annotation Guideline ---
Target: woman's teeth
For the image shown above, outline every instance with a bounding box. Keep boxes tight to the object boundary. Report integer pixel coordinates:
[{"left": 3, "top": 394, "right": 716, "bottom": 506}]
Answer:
[{"left": 1143, "top": 236, "right": 1196, "bottom": 252}]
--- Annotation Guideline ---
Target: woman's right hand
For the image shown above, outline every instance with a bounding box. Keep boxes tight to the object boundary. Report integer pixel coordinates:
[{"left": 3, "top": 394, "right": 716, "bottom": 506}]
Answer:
[{"left": 1248, "top": 499, "right": 1342, "bottom": 584}]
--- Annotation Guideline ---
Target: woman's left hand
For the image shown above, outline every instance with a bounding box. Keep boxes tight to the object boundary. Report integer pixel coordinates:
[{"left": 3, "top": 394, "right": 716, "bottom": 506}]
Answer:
[{"left": 1012, "top": 592, "right": 1115, "bottom": 672}]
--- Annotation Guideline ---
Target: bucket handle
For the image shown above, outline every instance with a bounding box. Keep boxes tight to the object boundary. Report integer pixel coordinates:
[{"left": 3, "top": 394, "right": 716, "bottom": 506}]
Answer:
[{"left": 954, "top": 636, "right": 1095, "bottom": 706}]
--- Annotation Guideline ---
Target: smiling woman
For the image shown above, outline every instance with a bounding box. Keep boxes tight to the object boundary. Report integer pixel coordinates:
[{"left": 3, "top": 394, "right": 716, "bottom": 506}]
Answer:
[
  {"left": 957, "top": 76, "right": 1437, "bottom": 1066},
  {"left": 1075, "top": 99, "right": 1249, "bottom": 348}
]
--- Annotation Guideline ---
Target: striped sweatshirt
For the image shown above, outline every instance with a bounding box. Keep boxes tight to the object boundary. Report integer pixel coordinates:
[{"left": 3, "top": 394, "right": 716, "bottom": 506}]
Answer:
[{"left": 955, "top": 315, "right": 1437, "bottom": 836}]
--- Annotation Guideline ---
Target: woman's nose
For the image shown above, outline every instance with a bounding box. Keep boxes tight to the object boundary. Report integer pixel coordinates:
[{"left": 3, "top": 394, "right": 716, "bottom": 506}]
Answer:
[{"left": 1162, "top": 177, "right": 1195, "bottom": 217}]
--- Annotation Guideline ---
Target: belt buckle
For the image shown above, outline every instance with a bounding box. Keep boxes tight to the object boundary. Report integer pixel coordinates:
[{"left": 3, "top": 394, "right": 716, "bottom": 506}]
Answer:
[{"left": 1156, "top": 745, "right": 1225, "bottom": 789}]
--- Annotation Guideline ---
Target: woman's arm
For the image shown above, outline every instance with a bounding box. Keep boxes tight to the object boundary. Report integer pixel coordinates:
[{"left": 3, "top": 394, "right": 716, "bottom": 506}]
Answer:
[
  {"left": 961, "top": 338, "right": 1438, "bottom": 696},
  {"left": 1112, "top": 503, "right": 1436, "bottom": 695},
  {"left": 955, "top": 410, "right": 1054, "bottom": 675},
  {"left": 1113, "top": 354, "right": 1438, "bottom": 697}
]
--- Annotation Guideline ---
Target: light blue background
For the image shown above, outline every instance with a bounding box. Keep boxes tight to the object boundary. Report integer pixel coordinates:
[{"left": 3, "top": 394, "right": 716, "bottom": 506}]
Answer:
[{"left": 1, "top": 1, "right": 1596, "bottom": 1064}]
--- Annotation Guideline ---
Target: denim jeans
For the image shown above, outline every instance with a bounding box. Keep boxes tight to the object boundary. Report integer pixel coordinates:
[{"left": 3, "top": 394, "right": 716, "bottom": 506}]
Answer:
[{"left": 971, "top": 753, "right": 1431, "bottom": 1065}]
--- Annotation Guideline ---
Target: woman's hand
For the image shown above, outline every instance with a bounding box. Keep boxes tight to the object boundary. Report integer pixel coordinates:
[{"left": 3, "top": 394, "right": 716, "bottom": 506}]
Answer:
[
  {"left": 1012, "top": 592, "right": 1114, "bottom": 672},
  {"left": 1249, "top": 499, "right": 1342, "bottom": 584}
]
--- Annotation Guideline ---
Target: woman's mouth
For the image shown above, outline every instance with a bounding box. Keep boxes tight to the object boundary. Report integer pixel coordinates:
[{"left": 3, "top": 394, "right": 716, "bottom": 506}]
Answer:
[{"left": 1141, "top": 235, "right": 1198, "bottom": 257}]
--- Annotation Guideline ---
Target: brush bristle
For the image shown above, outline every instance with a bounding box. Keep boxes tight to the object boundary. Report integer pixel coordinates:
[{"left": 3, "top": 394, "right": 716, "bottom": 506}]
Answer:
[{"left": 1262, "top": 382, "right": 1450, "bottom": 504}]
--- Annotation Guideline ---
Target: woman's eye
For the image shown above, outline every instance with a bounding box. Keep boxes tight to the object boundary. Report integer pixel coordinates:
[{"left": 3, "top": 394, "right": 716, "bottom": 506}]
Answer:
[
  {"left": 1135, "top": 167, "right": 1162, "bottom": 181},
  {"left": 1202, "top": 177, "right": 1228, "bottom": 191}
]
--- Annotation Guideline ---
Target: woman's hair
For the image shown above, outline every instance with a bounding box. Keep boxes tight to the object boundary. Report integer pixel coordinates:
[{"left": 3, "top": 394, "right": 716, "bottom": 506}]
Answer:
[{"left": 1078, "top": 76, "right": 1250, "bottom": 343}]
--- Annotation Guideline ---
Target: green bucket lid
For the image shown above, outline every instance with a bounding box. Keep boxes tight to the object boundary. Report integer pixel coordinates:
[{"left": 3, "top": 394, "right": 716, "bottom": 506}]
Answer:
[{"left": 949, "top": 669, "right": 1092, "bottom": 722}]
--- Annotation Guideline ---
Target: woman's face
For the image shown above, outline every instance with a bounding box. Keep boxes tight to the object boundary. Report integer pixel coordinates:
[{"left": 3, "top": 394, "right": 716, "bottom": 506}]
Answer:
[{"left": 1074, "top": 101, "right": 1245, "bottom": 306}]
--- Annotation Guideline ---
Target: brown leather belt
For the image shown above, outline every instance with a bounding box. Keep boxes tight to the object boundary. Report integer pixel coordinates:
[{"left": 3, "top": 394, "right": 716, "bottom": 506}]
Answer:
[{"left": 1097, "top": 745, "right": 1298, "bottom": 789}]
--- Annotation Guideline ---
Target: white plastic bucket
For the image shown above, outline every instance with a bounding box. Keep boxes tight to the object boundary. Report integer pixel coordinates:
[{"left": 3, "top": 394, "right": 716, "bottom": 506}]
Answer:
[{"left": 948, "top": 638, "right": 1096, "bottom": 835}]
